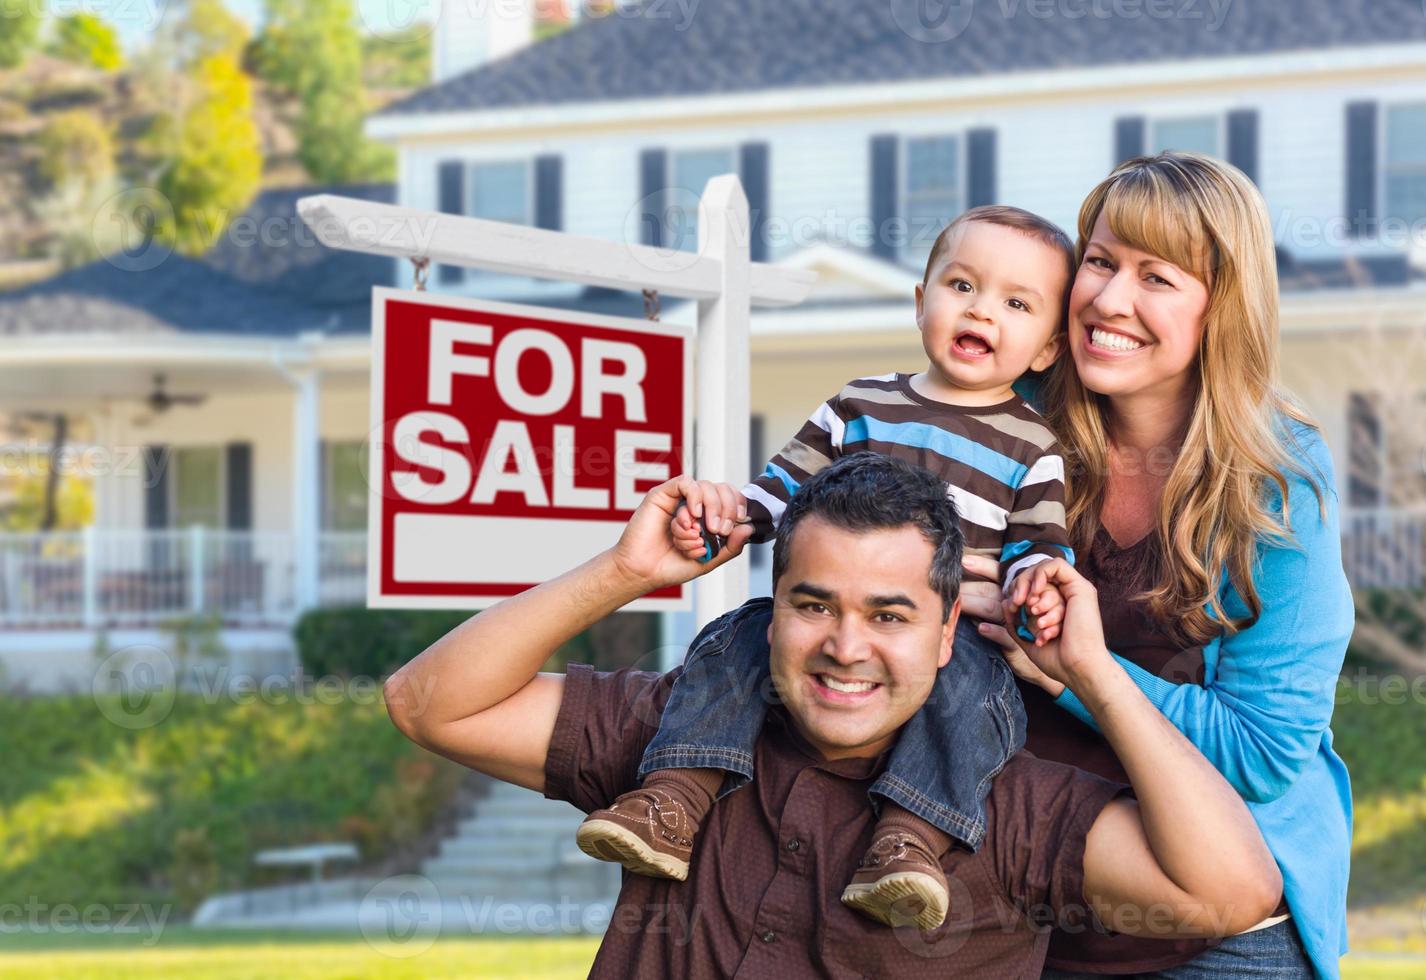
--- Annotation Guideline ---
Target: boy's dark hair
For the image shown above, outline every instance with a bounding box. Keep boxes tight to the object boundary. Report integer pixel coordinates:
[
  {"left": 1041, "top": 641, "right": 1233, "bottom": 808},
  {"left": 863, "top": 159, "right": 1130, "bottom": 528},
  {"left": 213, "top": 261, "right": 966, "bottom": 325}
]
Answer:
[
  {"left": 922, "top": 205, "right": 1076, "bottom": 298},
  {"left": 772, "top": 453, "right": 965, "bottom": 622}
]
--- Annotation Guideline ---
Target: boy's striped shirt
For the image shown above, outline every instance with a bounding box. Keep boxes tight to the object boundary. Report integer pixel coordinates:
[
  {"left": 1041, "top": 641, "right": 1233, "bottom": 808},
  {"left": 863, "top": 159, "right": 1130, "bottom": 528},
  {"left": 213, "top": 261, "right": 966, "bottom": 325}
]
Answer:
[{"left": 744, "top": 373, "right": 1072, "bottom": 587}]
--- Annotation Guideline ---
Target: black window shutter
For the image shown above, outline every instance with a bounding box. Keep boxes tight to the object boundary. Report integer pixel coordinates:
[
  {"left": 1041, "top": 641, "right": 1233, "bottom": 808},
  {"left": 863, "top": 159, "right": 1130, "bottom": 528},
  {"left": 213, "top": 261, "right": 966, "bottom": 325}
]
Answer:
[
  {"left": 1345, "top": 101, "right": 1379, "bottom": 238},
  {"left": 143, "top": 445, "right": 169, "bottom": 529},
  {"left": 225, "top": 443, "right": 252, "bottom": 531},
  {"left": 1226, "top": 110, "right": 1259, "bottom": 185},
  {"left": 437, "top": 160, "right": 466, "bottom": 284},
  {"left": 1347, "top": 392, "right": 1382, "bottom": 507},
  {"left": 739, "top": 142, "right": 771, "bottom": 263},
  {"left": 1114, "top": 116, "right": 1146, "bottom": 165},
  {"left": 870, "top": 134, "right": 899, "bottom": 261},
  {"left": 639, "top": 148, "right": 668, "bottom": 247},
  {"left": 966, "top": 128, "right": 997, "bottom": 208},
  {"left": 535, "top": 155, "right": 563, "bottom": 231}
]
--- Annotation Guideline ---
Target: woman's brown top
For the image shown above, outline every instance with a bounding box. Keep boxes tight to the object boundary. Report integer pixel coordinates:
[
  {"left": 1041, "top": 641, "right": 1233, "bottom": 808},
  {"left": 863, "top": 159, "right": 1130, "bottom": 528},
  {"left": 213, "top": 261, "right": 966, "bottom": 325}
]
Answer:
[{"left": 1019, "top": 525, "right": 1222, "bottom": 973}]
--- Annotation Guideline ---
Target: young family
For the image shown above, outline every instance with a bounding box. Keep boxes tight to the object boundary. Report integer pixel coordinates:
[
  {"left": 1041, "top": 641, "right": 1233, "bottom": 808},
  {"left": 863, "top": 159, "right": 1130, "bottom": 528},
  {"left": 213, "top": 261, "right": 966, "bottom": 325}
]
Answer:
[{"left": 383, "top": 151, "right": 1354, "bottom": 979}]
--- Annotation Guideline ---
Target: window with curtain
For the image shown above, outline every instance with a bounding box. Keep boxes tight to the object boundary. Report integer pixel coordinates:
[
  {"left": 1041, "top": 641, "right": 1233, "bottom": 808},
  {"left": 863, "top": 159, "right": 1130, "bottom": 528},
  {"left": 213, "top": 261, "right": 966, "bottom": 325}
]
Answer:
[
  {"left": 323, "top": 441, "right": 369, "bottom": 532},
  {"left": 1151, "top": 116, "right": 1220, "bottom": 156},
  {"left": 1385, "top": 103, "right": 1426, "bottom": 230},
  {"left": 903, "top": 135, "right": 961, "bottom": 270},
  {"left": 171, "top": 446, "right": 223, "bottom": 528},
  {"left": 668, "top": 147, "right": 736, "bottom": 252}
]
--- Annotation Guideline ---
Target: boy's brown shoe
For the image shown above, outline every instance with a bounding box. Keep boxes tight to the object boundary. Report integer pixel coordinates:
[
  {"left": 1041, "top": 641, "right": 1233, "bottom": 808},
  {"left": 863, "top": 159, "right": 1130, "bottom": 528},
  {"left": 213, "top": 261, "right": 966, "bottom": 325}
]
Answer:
[
  {"left": 840, "top": 830, "right": 950, "bottom": 931},
  {"left": 575, "top": 787, "right": 698, "bottom": 880}
]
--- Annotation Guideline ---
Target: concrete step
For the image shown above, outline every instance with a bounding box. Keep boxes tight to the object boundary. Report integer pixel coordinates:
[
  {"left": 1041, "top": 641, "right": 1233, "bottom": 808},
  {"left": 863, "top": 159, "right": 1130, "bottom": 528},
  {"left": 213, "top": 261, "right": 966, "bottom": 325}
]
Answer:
[
  {"left": 465, "top": 799, "right": 583, "bottom": 820},
  {"left": 423, "top": 872, "right": 615, "bottom": 904},
  {"left": 456, "top": 814, "right": 583, "bottom": 837},
  {"left": 437, "top": 836, "right": 571, "bottom": 861},
  {"left": 421, "top": 851, "right": 598, "bottom": 878}
]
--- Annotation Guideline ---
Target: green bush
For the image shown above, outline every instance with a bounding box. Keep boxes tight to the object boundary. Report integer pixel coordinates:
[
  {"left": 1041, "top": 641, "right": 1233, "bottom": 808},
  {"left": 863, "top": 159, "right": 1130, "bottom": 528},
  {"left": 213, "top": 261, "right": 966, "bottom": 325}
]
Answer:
[
  {"left": 294, "top": 605, "right": 596, "bottom": 679},
  {"left": 0, "top": 0, "right": 43, "bottom": 70}
]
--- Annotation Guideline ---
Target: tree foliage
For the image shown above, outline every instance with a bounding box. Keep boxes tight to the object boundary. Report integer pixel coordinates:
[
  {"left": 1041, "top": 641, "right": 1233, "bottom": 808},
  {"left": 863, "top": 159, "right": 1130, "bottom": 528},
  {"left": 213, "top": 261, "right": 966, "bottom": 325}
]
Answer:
[
  {"left": 258, "top": 0, "right": 390, "bottom": 183},
  {"left": 37, "top": 111, "right": 116, "bottom": 189},
  {"left": 157, "top": 54, "right": 262, "bottom": 255},
  {"left": 0, "top": 0, "right": 43, "bottom": 69},
  {"left": 49, "top": 13, "right": 125, "bottom": 71}
]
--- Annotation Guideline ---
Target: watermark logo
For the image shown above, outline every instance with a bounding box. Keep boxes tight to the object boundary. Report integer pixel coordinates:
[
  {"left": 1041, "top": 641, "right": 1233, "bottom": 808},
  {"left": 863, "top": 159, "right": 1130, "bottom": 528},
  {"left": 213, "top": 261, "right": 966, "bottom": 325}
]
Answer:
[
  {"left": 359, "top": 874, "right": 442, "bottom": 957},
  {"left": 94, "top": 188, "right": 175, "bottom": 273},
  {"left": 359, "top": 0, "right": 442, "bottom": 40},
  {"left": 92, "top": 645, "right": 177, "bottom": 731},
  {"left": 890, "top": 0, "right": 978, "bottom": 42}
]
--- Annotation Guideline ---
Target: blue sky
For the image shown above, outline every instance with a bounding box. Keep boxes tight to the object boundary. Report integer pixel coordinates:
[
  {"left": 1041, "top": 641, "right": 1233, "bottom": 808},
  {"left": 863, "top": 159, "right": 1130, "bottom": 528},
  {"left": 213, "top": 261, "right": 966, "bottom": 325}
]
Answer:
[{"left": 86, "top": 0, "right": 423, "bottom": 50}]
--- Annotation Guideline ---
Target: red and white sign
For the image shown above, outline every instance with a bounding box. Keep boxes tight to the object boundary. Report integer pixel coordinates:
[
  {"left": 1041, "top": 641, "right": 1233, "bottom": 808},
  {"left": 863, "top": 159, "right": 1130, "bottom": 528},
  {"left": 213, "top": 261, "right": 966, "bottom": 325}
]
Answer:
[{"left": 367, "top": 288, "right": 692, "bottom": 610}]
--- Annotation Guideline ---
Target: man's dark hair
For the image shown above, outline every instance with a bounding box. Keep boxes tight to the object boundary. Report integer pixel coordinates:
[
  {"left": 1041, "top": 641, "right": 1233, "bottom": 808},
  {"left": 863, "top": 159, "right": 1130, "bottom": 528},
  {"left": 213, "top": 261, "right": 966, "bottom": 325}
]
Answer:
[{"left": 771, "top": 453, "right": 965, "bottom": 622}]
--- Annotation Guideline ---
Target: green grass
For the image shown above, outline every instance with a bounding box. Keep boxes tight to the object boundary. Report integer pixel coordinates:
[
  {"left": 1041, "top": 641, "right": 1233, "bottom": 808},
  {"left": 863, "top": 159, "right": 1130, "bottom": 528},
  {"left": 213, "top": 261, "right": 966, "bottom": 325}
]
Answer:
[
  {"left": 0, "top": 688, "right": 462, "bottom": 915},
  {"left": 0, "top": 931, "right": 1416, "bottom": 978},
  {"left": 1332, "top": 676, "right": 1426, "bottom": 919}
]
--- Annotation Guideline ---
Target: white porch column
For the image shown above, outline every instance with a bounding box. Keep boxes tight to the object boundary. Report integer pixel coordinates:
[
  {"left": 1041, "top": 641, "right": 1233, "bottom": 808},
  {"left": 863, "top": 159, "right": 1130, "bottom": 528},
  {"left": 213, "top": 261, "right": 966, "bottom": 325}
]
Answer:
[
  {"left": 291, "top": 368, "right": 321, "bottom": 612},
  {"left": 692, "top": 175, "right": 752, "bottom": 633}
]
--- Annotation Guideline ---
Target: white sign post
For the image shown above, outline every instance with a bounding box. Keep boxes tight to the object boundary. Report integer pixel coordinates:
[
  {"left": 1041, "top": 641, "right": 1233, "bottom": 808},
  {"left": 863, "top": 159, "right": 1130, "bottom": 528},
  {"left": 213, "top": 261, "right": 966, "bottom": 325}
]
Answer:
[{"left": 298, "top": 177, "right": 815, "bottom": 628}]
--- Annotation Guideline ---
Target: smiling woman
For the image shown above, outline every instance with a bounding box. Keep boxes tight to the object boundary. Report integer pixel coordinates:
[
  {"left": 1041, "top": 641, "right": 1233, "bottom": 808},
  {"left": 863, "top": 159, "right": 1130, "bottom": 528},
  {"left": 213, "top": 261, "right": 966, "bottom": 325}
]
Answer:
[{"left": 1017, "top": 152, "right": 1356, "bottom": 980}]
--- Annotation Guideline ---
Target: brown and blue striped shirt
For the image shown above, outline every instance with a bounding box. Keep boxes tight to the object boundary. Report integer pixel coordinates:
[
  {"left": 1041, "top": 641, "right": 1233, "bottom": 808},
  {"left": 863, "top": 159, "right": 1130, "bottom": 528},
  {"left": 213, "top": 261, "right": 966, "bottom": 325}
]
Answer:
[{"left": 744, "top": 373, "right": 1072, "bottom": 586}]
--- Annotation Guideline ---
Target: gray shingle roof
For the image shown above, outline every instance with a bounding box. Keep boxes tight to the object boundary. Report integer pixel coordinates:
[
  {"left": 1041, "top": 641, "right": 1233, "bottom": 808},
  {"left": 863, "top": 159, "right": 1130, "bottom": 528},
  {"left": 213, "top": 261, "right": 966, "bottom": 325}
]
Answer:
[
  {"left": 378, "top": 0, "right": 1426, "bottom": 117},
  {"left": 0, "top": 185, "right": 397, "bottom": 338}
]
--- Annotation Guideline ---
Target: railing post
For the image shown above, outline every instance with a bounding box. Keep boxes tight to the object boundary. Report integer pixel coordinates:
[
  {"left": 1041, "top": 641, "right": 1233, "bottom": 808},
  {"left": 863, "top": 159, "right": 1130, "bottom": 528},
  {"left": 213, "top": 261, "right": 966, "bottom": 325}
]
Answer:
[
  {"left": 189, "top": 525, "right": 205, "bottom": 613},
  {"left": 82, "top": 525, "right": 98, "bottom": 628}
]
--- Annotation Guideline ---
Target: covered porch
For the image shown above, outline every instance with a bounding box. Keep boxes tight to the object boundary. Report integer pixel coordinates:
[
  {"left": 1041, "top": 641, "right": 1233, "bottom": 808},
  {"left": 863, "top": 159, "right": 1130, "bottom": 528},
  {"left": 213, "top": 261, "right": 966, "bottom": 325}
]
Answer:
[{"left": 0, "top": 331, "right": 375, "bottom": 631}]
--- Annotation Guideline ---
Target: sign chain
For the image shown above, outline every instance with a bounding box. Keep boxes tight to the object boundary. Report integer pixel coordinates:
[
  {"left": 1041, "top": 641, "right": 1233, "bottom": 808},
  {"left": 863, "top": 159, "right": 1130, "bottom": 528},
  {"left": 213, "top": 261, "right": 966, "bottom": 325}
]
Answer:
[
  {"left": 642, "top": 288, "right": 660, "bottom": 322},
  {"left": 411, "top": 257, "right": 431, "bottom": 292}
]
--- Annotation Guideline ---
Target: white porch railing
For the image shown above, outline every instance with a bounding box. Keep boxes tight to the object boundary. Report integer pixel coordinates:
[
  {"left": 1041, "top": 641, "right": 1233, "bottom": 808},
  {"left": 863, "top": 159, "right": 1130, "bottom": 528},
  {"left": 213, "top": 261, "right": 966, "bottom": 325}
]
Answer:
[
  {"left": 1340, "top": 508, "right": 1426, "bottom": 590},
  {"left": 0, "top": 529, "right": 369, "bottom": 629}
]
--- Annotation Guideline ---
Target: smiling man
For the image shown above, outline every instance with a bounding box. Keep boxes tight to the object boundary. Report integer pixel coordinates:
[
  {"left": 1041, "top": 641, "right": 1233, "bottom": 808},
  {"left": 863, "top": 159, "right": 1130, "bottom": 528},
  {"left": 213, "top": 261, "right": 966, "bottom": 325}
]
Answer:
[{"left": 383, "top": 454, "right": 1282, "bottom": 977}]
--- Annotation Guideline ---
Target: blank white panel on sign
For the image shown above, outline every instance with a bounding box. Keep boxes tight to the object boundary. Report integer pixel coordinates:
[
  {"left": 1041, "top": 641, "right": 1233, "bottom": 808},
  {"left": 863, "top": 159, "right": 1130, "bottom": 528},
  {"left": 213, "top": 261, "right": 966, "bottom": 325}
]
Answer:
[{"left": 393, "top": 513, "right": 623, "bottom": 584}]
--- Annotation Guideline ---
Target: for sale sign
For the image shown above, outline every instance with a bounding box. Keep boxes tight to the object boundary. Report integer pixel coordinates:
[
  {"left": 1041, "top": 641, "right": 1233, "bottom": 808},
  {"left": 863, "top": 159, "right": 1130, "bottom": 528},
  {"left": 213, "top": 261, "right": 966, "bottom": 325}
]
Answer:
[{"left": 367, "top": 288, "right": 692, "bottom": 610}]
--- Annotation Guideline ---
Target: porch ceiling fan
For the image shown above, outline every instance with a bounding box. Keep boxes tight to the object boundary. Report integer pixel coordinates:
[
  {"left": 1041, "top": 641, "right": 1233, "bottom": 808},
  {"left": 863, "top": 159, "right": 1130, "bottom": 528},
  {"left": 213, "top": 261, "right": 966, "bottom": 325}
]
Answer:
[{"left": 129, "top": 373, "right": 208, "bottom": 427}]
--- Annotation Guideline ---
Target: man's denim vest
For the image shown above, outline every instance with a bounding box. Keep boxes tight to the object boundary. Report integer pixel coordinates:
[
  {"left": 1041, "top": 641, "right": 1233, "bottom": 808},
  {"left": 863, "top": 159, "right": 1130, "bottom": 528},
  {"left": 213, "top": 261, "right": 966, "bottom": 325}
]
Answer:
[{"left": 638, "top": 597, "right": 1027, "bottom": 850}]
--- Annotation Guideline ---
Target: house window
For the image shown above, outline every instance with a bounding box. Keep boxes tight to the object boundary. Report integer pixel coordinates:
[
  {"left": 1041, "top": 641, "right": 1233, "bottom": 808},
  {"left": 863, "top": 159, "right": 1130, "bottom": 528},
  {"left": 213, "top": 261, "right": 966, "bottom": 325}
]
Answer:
[
  {"left": 903, "top": 135, "right": 962, "bottom": 270},
  {"left": 466, "top": 161, "right": 531, "bottom": 280},
  {"left": 171, "top": 446, "right": 224, "bottom": 529},
  {"left": 1151, "top": 116, "right": 1220, "bottom": 156},
  {"left": 1348, "top": 390, "right": 1426, "bottom": 509},
  {"left": 668, "top": 148, "right": 735, "bottom": 252},
  {"left": 323, "top": 441, "right": 369, "bottom": 532},
  {"left": 1384, "top": 103, "right": 1426, "bottom": 229}
]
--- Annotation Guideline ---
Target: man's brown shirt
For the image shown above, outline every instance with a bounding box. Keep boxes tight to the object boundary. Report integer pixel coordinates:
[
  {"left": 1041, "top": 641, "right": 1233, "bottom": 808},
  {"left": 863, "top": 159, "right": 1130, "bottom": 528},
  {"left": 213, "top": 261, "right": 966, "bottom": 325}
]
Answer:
[{"left": 545, "top": 664, "right": 1127, "bottom": 979}]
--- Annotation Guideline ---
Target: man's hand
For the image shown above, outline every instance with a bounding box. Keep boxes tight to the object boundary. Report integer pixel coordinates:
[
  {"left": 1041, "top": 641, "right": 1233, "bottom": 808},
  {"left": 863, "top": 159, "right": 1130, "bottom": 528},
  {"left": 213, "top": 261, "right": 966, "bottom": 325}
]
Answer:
[{"left": 612, "top": 477, "right": 754, "bottom": 591}]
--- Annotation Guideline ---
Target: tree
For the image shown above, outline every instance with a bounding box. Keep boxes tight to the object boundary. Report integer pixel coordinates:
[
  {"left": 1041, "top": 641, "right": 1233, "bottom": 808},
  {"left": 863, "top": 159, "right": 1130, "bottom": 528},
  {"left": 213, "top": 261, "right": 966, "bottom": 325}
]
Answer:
[
  {"left": 170, "top": 0, "right": 250, "bottom": 67},
  {"left": 49, "top": 13, "right": 125, "bottom": 71},
  {"left": 0, "top": 0, "right": 43, "bottom": 69},
  {"left": 157, "top": 54, "right": 262, "bottom": 255},
  {"left": 37, "top": 111, "right": 116, "bottom": 190},
  {"left": 258, "top": 0, "right": 391, "bottom": 183}
]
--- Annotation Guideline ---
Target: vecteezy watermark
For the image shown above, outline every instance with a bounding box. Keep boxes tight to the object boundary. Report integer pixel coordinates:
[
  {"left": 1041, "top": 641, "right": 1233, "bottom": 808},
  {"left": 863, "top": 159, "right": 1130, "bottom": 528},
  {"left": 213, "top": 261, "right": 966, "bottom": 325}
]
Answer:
[
  {"left": 43, "top": 0, "right": 171, "bottom": 31},
  {"left": 0, "top": 899, "right": 172, "bottom": 945},
  {"left": 890, "top": 0, "right": 1235, "bottom": 42},
  {"left": 94, "top": 188, "right": 175, "bottom": 274},
  {"left": 359, "top": 875, "right": 442, "bottom": 957},
  {"left": 0, "top": 441, "right": 151, "bottom": 481},
  {"left": 93, "top": 645, "right": 178, "bottom": 731}
]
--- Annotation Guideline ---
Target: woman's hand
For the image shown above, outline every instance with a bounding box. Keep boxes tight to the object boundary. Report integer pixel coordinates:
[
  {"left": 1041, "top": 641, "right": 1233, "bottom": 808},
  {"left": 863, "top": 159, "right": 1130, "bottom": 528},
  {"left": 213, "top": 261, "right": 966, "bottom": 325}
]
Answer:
[{"left": 959, "top": 554, "right": 1065, "bottom": 697}]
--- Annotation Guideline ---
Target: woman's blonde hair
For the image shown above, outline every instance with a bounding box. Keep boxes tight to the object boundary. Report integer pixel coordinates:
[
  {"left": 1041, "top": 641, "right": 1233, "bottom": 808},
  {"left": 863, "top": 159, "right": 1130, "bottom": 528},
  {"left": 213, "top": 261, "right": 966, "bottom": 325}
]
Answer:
[{"left": 1044, "top": 151, "right": 1321, "bottom": 645}]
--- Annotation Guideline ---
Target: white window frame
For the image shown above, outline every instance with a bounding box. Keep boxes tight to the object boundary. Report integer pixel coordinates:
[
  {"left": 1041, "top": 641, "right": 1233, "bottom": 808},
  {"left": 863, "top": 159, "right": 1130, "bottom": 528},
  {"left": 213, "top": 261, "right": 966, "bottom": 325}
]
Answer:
[
  {"left": 1149, "top": 114, "right": 1225, "bottom": 157},
  {"left": 168, "top": 445, "right": 227, "bottom": 530},
  {"left": 1380, "top": 101, "right": 1426, "bottom": 230},
  {"left": 900, "top": 133, "right": 965, "bottom": 269},
  {"left": 665, "top": 146, "right": 737, "bottom": 253}
]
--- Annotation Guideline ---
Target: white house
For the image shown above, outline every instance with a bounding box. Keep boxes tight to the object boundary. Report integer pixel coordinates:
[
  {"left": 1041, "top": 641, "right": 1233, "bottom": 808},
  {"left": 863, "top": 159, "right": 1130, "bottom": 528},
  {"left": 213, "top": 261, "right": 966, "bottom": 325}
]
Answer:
[{"left": 2, "top": 0, "right": 1425, "bottom": 689}]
